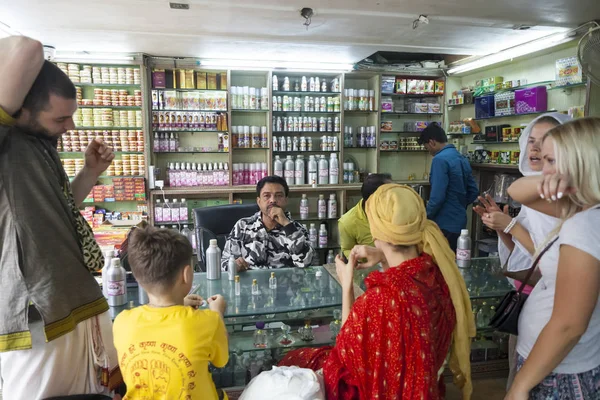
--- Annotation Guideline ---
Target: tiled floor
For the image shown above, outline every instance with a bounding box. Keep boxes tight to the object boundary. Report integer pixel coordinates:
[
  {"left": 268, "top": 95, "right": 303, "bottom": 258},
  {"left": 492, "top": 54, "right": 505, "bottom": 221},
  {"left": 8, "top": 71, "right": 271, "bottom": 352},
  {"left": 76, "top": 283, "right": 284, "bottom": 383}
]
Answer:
[{"left": 446, "top": 378, "right": 507, "bottom": 400}]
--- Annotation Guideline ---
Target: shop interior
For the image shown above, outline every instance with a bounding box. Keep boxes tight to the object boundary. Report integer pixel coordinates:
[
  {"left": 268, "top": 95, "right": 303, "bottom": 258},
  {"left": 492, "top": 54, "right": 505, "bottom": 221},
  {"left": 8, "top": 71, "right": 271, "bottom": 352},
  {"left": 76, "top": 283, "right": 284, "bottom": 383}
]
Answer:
[{"left": 1, "top": 1, "right": 600, "bottom": 399}]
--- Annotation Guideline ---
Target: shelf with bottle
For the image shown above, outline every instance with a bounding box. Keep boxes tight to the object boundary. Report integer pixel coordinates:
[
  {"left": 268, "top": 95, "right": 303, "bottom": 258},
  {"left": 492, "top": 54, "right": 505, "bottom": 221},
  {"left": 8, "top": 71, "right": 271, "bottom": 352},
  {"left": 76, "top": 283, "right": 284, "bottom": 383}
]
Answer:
[
  {"left": 380, "top": 149, "right": 429, "bottom": 153},
  {"left": 273, "top": 153, "right": 340, "bottom": 187},
  {"left": 76, "top": 82, "right": 141, "bottom": 88},
  {"left": 342, "top": 87, "right": 376, "bottom": 112},
  {"left": 473, "top": 109, "right": 557, "bottom": 121},
  {"left": 472, "top": 140, "right": 519, "bottom": 145},
  {"left": 77, "top": 126, "right": 142, "bottom": 130},
  {"left": 272, "top": 131, "right": 341, "bottom": 135},
  {"left": 273, "top": 150, "right": 340, "bottom": 155},
  {"left": 273, "top": 135, "right": 338, "bottom": 153},
  {"left": 344, "top": 110, "right": 379, "bottom": 114},
  {"left": 272, "top": 111, "right": 340, "bottom": 115},
  {"left": 79, "top": 105, "right": 141, "bottom": 110},
  {"left": 153, "top": 129, "right": 228, "bottom": 134},
  {"left": 162, "top": 161, "right": 231, "bottom": 188},
  {"left": 272, "top": 75, "right": 341, "bottom": 95},
  {"left": 60, "top": 151, "right": 143, "bottom": 156},
  {"left": 384, "top": 93, "right": 444, "bottom": 98},
  {"left": 380, "top": 112, "right": 443, "bottom": 116},
  {"left": 153, "top": 198, "right": 192, "bottom": 226},
  {"left": 229, "top": 324, "right": 337, "bottom": 353},
  {"left": 273, "top": 90, "right": 341, "bottom": 96}
]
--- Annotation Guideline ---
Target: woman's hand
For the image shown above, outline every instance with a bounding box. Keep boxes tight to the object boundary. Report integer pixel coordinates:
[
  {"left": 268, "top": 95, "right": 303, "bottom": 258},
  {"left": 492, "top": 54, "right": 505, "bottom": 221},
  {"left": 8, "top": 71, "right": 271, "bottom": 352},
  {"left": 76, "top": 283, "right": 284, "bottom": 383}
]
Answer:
[
  {"left": 482, "top": 209, "right": 512, "bottom": 231},
  {"left": 473, "top": 194, "right": 502, "bottom": 216},
  {"left": 538, "top": 173, "right": 576, "bottom": 201},
  {"left": 349, "top": 245, "right": 387, "bottom": 269},
  {"left": 335, "top": 253, "right": 356, "bottom": 290}
]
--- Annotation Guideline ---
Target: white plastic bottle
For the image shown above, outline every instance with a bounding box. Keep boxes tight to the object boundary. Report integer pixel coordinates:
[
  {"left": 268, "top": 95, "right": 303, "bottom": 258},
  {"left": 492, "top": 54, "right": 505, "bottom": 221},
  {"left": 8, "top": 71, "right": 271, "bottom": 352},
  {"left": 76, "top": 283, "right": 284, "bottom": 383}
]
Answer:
[
  {"left": 309, "top": 223, "right": 318, "bottom": 248},
  {"left": 317, "top": 194, "right": 327, "bottom": 219},
  {"left": 163, "top": 199, "right": 171, "bottom": 222},
  {"left": 274, "top": 155, "right": 284, "bottom": 177},
  {"left": 318, "top": 155, "right": 329, "bottom": 185},
  {"left": 101, "top": 249, "right": 113, "bottom": 300},
  {"left": 181, "top": 225, "right": 192, "bottom": 244},
  {"left": 171, "top": 199, "right": 180, "bottom": 222},
  {"left": 180, "top": 198, "right": 188, "bottom": 222},
  {"left": 154, "top": 199, "right": 163, "bottom": 223},
  {"left": 318, "top": 223, "right": 328, "bottom": 248},
  {"left": 329, "top": 153, "right": 339, "bottom": 184},
  {"left": 327, "top": 193, "right": 337, "bottom": 218},
  {"left": 206, "top": 239, "right": 222, "bottom": 280},
  {"left": 300, "top": 194, "right": 309, "bottom": 219},
  {"left": 295, "top": 155, "right": 305, "bottom": 185},
  {"left": 284, "top": 155, "right": 295, "bottom": 186},
  {"left": 457, "top": 229, "right": 472, "bottom": 269},
  {"left": 308, "top": 155, "right": 318, "bottom": 185}
]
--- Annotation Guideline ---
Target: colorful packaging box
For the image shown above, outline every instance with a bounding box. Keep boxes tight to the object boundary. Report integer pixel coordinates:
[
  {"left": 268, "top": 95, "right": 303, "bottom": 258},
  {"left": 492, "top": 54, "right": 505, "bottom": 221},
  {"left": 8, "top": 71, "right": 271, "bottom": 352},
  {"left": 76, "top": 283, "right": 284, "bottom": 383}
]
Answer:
[
  {"left": 395, "top": 79, "right": 407, "bottom": 94},
  {"left": 434, "top": 80, "right": 445, "bottom": 95},
  {"left": 475, "top": 95, "right": 495, "bottom": 119},
  {"left": 515, "top": 86, "right": 547, "bottom": 114}
]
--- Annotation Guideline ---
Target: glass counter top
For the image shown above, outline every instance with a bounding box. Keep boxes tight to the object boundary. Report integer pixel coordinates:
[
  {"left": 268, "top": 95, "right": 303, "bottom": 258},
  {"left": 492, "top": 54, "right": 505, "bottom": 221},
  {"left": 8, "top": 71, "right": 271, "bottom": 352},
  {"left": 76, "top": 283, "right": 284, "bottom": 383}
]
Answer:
[
  {"left": 190, "top": 266, "right": 343, "bottom": 318},
  {"left": 351, "top": 257, "right": 512, "bottom": 300}
]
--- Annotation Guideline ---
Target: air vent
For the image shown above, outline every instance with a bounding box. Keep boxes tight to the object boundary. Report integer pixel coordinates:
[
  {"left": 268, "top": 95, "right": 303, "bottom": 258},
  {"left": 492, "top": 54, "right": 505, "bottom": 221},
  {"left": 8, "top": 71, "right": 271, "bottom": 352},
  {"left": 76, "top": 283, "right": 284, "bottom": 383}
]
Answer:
[
  {"left": 513, "top": 25, "right": 532, "bottom": 30},
  {"left": 169, "top": 2, "right": 190, "bottom": 10}
]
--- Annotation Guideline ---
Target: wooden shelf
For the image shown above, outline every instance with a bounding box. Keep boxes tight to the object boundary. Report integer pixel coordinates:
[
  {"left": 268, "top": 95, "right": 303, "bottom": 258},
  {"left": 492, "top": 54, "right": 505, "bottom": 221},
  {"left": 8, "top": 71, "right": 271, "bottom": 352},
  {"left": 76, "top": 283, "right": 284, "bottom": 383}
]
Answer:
[
  {"left": 470, "top": 163, "right": 520, "bottom": 171},
  {"left": 474, "top": 110, "right": 557, "bottom": 121},
  {"left": 380, "top": 112, "right": 443, "bottom": 116}
]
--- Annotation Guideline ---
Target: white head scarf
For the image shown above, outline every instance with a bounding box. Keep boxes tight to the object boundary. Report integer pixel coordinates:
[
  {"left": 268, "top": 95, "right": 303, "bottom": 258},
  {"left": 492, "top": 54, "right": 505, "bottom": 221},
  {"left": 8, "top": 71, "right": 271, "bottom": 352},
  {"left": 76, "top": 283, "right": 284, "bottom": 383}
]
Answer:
[{"left": 500, "top": 113, "right": 570, "bottom": 273}]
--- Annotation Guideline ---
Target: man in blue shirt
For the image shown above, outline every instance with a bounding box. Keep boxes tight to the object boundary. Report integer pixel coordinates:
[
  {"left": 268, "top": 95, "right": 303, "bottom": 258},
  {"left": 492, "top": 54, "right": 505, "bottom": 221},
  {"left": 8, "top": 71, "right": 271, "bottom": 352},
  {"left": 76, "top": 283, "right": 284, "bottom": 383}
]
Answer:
[{"left": 418, "top": 123, "right": 479, "bottom": 252}]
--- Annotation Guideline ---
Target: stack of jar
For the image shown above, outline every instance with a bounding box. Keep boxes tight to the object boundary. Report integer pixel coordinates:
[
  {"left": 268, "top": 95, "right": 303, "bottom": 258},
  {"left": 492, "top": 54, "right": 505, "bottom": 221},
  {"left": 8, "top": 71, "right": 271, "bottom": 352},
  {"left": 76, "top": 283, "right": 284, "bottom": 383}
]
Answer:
[
  {"left": 73, "top": 108, "right": 142, "bottom": 128},
  {"left": 56, "top": 64, "right": 140, "bottom": 85},
  {"left": 78, "top": 88, "right": 142, "bottom": 107},
  {"left": 232, "top": 163, "right": 268, "bottom": 186},
  {"left": 166, "top": 162, "right": 230, "bottom": 187},
  {"left": 152, "top": 111, "right": 227, "bottom": 131},
  {"left": 343, "top": 126, "right": 377, "bottom": 148},
  {"left": 272, "top": 75, "right": 341, "bottom": 93},
  {"left": 272, "top": 136, "right": 338, "bottom": 152},
  {"left": 272, "top": 95, "right": 340, "bottom": 113},
  {"left": 105, "top": 156, "right": 145, "bottom": 176},
  {"left": 59, "top": 130, "right": 144, "bottom": 153},
  {"left": 398, "top": 136, "right": 425, "bottom": 151},
  {"left": 231, "top": 126, "right": 268, "bottom": 149},
  {"left": 273, "top": 116, "right": 340, "bottom": 133},
  {"left": 231, "top": 86, "right": 269, "bottom": 110},
  {"left": 344, "top": 88, "right": 376, "bottom": 111},
  {"left": 61, "top": 159, "right": 85, "bottom": 177},
  {"left": 273, "top": 153, "right": 338, "bottom": 186}
]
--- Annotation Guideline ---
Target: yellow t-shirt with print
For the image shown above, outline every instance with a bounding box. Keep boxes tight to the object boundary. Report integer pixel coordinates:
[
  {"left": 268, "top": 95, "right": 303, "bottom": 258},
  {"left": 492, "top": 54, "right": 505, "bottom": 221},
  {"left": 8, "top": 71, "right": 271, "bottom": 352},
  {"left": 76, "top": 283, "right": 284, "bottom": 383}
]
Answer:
[
  {"left": 0, "top": 106, "right": 15, "bottom": 126},
  {"left": 113, "top": 305, "right": 229, "bottom": 400}
]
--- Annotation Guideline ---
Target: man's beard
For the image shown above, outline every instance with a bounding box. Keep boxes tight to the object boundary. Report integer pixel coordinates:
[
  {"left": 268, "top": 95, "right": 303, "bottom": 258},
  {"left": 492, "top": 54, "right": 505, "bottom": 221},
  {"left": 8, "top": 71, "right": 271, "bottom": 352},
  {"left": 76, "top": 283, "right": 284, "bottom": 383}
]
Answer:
[{"left": 17, "top": 117, "right": 59, "bottom": 146}]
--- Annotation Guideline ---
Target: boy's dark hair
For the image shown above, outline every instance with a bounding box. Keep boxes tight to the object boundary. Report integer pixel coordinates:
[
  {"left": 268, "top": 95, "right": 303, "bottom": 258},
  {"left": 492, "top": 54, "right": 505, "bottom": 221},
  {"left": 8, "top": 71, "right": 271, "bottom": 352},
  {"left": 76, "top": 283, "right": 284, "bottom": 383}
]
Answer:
[
  {"left": 361, "top": 173, "right": 392, "bottom": 202},
  {"left": 127, "top": 225, "right": 193, "bottom": 291},
  {"left": 256, "top": 175, "right": 289, "bottom": 197},
  {"left": 417, "top": 122, "right": 448, "bottom": 145},
  {"left": 21, "top": 61, "right": 76, "bottom": 116}
]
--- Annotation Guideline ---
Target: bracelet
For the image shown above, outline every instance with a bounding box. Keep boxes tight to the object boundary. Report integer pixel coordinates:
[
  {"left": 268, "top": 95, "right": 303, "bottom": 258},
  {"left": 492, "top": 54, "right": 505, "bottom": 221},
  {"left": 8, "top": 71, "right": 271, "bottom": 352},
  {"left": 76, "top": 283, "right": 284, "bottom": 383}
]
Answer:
[{"left": 503, "top": 218, "right": 517, "bottom": 234}]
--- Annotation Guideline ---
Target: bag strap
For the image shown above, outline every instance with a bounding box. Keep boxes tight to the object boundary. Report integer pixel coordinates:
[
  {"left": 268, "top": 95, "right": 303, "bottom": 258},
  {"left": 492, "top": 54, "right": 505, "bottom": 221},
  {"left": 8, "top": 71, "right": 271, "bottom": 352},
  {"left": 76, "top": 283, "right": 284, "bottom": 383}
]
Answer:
[{"left": 517, "top": 236, "right": 559, "bottom": 294}]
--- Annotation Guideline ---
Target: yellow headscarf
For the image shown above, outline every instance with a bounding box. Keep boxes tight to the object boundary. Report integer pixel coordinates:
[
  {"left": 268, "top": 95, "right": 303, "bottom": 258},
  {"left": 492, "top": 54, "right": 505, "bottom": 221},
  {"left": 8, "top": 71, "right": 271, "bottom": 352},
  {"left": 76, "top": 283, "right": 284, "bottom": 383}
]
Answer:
[{"left": 366, "top": 184, "right": 475, "bottom": 400}]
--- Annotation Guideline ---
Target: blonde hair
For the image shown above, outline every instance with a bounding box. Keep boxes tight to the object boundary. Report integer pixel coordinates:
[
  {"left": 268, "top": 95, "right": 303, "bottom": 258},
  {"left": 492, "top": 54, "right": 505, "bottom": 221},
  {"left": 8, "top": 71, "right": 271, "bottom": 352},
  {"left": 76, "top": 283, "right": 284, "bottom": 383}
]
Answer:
[{"left": 544, "top": 117, "right": 600, "bottom": 220}]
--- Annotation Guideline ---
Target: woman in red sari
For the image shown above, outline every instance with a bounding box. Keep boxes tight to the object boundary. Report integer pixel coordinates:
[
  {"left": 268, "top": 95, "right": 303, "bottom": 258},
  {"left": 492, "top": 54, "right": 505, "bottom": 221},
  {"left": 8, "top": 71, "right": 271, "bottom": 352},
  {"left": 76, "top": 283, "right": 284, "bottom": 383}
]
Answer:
[{"left": 280, "top": 184, "right": 475, "bottom": 399}]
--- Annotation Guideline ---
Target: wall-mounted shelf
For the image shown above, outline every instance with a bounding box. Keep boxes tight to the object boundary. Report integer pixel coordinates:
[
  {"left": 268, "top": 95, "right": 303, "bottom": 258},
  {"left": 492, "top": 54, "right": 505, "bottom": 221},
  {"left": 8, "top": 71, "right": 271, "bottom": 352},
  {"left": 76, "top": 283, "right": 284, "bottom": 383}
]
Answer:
[
  {"left": 273, "top": 91, "right": 341, "bottom": 96},
  {"left": 380, "top": 112, "right": 443, "bottom": 116},
  {"left": 474, "top": 110, "right": 557, "bottom": 121},
  {"left": 470, "top": 163, "right": 519, "bottom": 171}
]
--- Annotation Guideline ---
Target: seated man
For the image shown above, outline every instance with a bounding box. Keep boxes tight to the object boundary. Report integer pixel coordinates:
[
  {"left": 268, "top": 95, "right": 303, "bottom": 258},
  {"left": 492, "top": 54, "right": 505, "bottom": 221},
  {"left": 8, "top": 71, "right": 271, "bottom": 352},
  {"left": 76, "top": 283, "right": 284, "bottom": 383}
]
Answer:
[
  {"left": 222, "top": 176, "right": 314, "bottom": 271},
  {"left": 338, "top": 173, "right": 391, "bottom": 257}
]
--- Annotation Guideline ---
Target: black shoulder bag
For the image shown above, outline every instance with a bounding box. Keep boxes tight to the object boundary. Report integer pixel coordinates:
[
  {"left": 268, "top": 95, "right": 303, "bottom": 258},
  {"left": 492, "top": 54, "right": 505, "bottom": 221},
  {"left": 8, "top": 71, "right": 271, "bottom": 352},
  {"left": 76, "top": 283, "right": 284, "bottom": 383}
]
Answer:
[{"left": 488, "top": 236, "right": 559, "bottom": 335}]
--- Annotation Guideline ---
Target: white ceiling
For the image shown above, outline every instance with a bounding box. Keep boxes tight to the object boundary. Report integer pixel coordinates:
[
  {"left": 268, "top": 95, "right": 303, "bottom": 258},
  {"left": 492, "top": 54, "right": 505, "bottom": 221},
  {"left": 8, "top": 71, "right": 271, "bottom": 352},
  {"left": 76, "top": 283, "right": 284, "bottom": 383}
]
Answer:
[{"left": 1, "top": 0, "right": 598, "bottom": 64}]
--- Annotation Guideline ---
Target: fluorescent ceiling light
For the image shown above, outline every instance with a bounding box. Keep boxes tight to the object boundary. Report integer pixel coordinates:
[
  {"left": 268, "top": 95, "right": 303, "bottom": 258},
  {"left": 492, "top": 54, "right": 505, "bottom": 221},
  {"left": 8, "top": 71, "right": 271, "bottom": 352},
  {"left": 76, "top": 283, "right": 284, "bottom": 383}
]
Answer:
[
  {"left": 54, "top": 51, "right": 135, "bottom": 62},
  {"left": 200, "top": 59, "right": 354, "bottom": 72},
  {"left": 448, "top": 31, "right": 572, "bottom": 75}
]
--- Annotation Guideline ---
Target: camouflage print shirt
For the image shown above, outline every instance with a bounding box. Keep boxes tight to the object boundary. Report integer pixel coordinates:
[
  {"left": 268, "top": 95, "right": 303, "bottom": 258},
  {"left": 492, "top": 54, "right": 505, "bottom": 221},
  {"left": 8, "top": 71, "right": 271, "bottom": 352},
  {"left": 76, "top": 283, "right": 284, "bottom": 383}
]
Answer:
[{"left": 222, "top": 211, "right": 314, "bottom": 269}]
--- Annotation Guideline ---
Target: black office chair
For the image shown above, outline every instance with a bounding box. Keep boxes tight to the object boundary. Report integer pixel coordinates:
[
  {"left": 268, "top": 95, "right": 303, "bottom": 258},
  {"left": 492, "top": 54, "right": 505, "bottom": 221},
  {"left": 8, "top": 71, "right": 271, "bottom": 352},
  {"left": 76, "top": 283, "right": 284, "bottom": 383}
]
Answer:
[{"left": 193, "top": 203, "right": 259, "bottom": 271}]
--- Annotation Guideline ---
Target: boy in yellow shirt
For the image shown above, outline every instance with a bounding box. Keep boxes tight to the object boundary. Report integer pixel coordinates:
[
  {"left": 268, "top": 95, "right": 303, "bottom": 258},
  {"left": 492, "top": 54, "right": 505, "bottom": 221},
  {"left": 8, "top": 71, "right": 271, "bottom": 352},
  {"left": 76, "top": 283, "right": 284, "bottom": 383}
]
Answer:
[{"left": 113, "top": 225, "right": 229, "bottom": 400}]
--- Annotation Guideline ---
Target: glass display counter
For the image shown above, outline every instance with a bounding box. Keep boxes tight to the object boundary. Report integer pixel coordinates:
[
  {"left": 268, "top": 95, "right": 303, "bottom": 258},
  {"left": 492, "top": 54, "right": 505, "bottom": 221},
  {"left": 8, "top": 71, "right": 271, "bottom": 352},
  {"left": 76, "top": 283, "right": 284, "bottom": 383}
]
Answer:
[{"left": 111, "top": 258, "right": 511, "bottom": 390}]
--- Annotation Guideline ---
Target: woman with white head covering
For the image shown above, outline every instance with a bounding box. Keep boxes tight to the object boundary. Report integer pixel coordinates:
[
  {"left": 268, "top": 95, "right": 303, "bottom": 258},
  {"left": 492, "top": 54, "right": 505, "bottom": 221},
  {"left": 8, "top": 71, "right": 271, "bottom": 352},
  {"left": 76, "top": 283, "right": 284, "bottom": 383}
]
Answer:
[{"left": 474, "top": 112, "right": 570, "bottom": 388}]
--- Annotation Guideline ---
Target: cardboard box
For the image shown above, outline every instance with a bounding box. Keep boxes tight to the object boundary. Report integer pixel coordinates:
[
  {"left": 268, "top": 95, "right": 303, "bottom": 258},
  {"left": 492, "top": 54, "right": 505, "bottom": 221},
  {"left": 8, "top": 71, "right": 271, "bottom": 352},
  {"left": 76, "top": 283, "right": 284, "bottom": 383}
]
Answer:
[
  {"left": 207, "top": 73, "right": 218, "bottom": 90},
  {"left": 196, "top": 72, "right": 207, "bottom": 89},
  {"left": 515, "top": 86, "right": 547, "bottom": 114},
  {"left": 475, "top": 95, "right": 495, "bottom": 119}
]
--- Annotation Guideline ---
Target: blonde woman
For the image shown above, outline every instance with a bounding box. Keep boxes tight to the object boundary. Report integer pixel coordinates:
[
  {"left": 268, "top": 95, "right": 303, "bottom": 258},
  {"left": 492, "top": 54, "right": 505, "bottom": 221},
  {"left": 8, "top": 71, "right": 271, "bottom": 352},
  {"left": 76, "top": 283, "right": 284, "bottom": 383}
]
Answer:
[{"left": 505, "top": 117, "right": 600, "bottom": 400}]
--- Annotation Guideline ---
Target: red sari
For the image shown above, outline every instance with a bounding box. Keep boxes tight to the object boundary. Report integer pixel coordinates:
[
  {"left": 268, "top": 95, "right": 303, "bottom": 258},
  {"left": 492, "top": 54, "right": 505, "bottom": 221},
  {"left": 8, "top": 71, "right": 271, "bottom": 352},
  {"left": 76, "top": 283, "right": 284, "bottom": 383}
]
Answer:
[{"left": 279, "top": 254, "right": 456, "bottom": 400}]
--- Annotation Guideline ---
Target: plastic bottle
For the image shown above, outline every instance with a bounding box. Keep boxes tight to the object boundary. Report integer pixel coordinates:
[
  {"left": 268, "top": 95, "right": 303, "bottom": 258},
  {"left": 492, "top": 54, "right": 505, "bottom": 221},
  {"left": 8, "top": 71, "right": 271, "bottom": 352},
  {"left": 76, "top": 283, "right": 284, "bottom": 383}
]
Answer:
[
  {"left": 153, "top": 132, "right": 160, "bottom": 152},
  {"left": 107, "top": 257, "right": 127, "bottom": 306},
  {"left": 295, "top": 155, "right": 305, "bottom": 185},
  {"left": 318, "top": 155, "right": 329, "bottom": 185},
  {"left": 180, "top": 198, "right": 188, "bottom": 221},
  {"left": 159, "top": 133, "right": 168, "bottom": 152},
  {"left": 301, "top": 76, "right": 307, "bottom": 92},
  {"left": 329, "top": 154, "right": 339, "bottom": 184},
  {"left": 327, "top": 193, "right": 337, "bottom": 218},
  {"left": 315, "top": 77, "right": 320, "bottom": 92},
  {"left": 252, "top": 279, "right": 259, "bottom": 295},
  {"left": 318, "top": 223, "right": 328, "bottom": 248},
  {"left": 162, "top": 199, "right": 171, "bottom": 222},
  {"left": 457, "top": 229, "right": 472, "bottom": 269},
  {"left": 272, "top": 75, "right": 278, "bottom": 91},
  {"left": 269, "top": 272, "right": 277, "bottom": 289},
  {"left": 228, "top": 256, "right": 236, "bottom": 281},
  {"left": 169, "top": 133, "right": 177, "bottom": 152},
  {"left": 154, "top": 199, "right": 163, "bottom": 223},
  {"left": 326, "top": 250, "right": 335, "bottom": 264},
  {"left": 300, "top": 194, "right": 309, "bottom": 219},
  {"left": 284, "top": 155, "right": 295, "bottom": 186},
  {"left": 253, "top": 321, "right": 268, "bottom": 349},
  {"left": 206, "top": 239, "right": 222, "bottom": 280},
  {"left": 181, "top": 225, "right": 192, "bottom": 244},
  {"left": 171, "top": 199, "right": 180, "bottom": 222},
  {"left": 317, "top": 194, "right": 327, "bottom": 219},
  {"left": 235, "top": 275, "right": 241, "bottom": 296},
  {"left": 280, "top": 136, "right": 286, "bottom": 153},
  {"left": 101, "top": 249, "right": 113, "bottom": 299},
  {"left": 309, "top": 223, "right": 318, "bottom": 248}
]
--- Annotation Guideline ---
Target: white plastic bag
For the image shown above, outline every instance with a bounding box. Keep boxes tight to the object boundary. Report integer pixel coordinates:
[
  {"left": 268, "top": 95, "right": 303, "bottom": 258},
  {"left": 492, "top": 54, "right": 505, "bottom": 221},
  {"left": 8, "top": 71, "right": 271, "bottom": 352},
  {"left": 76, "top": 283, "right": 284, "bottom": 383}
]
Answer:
[{"left": 239, "top": 366, "right": 325, "bottom": 400}]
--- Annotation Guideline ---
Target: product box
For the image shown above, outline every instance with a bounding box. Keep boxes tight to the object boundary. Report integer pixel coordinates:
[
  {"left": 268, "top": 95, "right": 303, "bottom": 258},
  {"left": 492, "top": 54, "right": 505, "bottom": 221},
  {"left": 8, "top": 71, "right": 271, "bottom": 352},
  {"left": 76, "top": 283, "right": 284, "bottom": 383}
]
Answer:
[
  {"left": 184, "top": 70, "right": 195, "bottom": 89},
  {"left": 152, "top": 69, "right": 166, "bottom": 88},
  {"left": 196, "top": 72, "right": 207, "bottom": 89},
  {"left": 434, "top": 80, "right": 445, "bottom": 95},
  {"left": 207, "top": 73, "right": 218, "bottom": 90},
  {"left": 218, "top": 72, "right": 227, "bottom": 90},
  {"left": 380, "top": 141, "right": 390, "bottom": 150},
  {"left": 556, "top": 57, "right": 583, "bottom": 86},
  {"left": 499, "top": 151, "right": 512, "bottom": 165},
  {"left": 485, "top": 125, "right": 499, "bottom": 142},
  {"left": 381, "top": 97, "right": 394, "bottom": 112},
  {"left": 474, "top": 95, "right": 495, "bottom": 119},
  {"left": 428, "top": 103, "right": 441, "bottom": 113},
  {"left": 406, "top": 80, "right": 419, "bottom": 94},
  {"left": 408, "top": 103, "right": 429, "bottom": 113},
  {"left": 494, "top": 92, "right": 515, "bottom": 116},
  {"left": 511, "top": 151, "right": 520, "bottom": 165},
  {"left": 515, "top": 86, "right": 547, "bottom": 114},
  {"left": 389, "top": 140, "right": 398, "bottom": 150},
  {"left": 381, "top": 76, "right": 395, "bottom": 94},
  {"left": 424, "top": 80, "right": 435, "bottom": 95},
  {"left": 381, "top": 121, "right": 393, "bottom": 131},
  {"left": 395, "top": 79, "right": 407, "bottom": 94}
]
